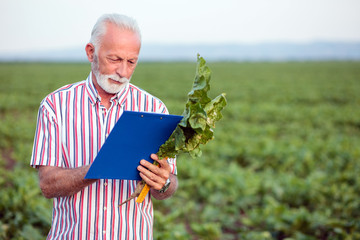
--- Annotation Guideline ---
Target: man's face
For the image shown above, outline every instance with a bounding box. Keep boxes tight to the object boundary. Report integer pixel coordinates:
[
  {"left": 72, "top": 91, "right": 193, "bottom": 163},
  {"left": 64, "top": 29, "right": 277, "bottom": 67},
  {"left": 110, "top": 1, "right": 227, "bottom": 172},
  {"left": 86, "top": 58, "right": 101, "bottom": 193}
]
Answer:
[
  {"left": 91, "top": 23, "right": 141, "bottom": 94},
  {"left": 92, "top": 54, "right": 130, "bottom": 94}
]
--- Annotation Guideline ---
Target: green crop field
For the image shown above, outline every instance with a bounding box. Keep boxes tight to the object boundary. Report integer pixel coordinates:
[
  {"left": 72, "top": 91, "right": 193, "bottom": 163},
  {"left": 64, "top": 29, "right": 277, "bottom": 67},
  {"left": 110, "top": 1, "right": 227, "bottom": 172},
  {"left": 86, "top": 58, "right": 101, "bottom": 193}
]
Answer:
[{"left": 0, "top": 60, "right": 360, "bottom": 240}]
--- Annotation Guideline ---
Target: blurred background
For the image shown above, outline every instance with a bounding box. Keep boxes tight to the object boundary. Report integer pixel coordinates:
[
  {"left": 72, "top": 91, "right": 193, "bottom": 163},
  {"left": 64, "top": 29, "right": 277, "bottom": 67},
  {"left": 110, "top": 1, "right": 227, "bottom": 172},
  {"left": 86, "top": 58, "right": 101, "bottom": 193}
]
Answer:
[{"left": 1, "top": 1, "right": 360, "bottom": 239}]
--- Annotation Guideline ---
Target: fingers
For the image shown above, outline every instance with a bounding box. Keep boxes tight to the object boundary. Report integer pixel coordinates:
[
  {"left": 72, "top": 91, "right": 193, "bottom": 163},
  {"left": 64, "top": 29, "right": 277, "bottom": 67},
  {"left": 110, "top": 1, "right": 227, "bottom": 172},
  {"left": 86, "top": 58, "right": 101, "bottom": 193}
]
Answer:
[
  {"left": 137, "top": 154, "right": 171, "bottom": 190},
  {"left": 139, "top": 154, "right": 170, "bottom": 173},
  {"left": 150, "top": 154, "right": 171, "bottom": 170},
  {"left": 137, "top": 163, "right": 167, "bottom": 190},
  {"left": 138, "top": 171, "right": 165, "bottom": 190}
]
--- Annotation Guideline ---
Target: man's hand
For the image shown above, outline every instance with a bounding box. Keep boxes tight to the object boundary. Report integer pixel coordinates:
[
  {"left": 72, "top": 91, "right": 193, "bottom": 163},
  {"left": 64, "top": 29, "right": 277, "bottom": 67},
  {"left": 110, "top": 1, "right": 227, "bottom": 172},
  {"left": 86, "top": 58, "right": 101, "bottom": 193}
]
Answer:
[
  {"left": 137, "top": 154, "right": 178, "bottom": 200},
  {"left": 137, "top": 154, "right": 170, "bottom": 190}
]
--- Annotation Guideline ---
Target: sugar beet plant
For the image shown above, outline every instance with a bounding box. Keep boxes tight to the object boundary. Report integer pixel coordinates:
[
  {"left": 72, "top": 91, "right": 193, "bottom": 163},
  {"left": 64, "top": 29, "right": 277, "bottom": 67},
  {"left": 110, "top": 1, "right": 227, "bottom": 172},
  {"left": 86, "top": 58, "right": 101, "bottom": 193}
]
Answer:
[{"left": 120, "top": 55, "right": 227, "bottom": 205}]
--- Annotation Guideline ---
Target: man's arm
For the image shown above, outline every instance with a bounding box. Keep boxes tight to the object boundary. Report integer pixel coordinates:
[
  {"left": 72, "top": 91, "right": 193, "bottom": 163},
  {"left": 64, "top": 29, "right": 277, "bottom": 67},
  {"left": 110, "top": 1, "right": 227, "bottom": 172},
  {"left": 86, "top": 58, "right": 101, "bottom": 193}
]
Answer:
[
  {"left": 38, "top": 165, "right": 97, "bottom": 199},
  {"left": 137, "top": 154, "right": 178, "bottom": 200}
]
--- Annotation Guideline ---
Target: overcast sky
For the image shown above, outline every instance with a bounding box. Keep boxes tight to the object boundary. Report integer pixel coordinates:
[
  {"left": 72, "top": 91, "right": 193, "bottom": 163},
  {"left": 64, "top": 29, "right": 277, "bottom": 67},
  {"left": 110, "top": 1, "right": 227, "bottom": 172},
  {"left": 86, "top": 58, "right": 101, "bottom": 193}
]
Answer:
[{"left": 1, "top": 0, "right": 360, "bottom": 53}]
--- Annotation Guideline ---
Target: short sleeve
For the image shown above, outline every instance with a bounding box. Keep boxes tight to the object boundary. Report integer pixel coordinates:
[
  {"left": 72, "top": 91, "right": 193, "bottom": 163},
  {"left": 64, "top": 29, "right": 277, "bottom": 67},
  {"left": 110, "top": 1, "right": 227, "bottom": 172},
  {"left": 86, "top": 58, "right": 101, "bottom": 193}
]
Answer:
[{"left": 30, "top": 102, "right": 62, "bottom": 168}]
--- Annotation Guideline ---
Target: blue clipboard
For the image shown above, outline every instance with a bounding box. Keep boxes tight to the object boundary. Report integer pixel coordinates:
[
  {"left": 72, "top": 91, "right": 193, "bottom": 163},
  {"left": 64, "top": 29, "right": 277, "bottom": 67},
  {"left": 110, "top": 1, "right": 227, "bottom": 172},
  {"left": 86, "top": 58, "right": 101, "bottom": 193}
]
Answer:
[{"left": 85, "top": 111, "right": 183, "bottom": 180}]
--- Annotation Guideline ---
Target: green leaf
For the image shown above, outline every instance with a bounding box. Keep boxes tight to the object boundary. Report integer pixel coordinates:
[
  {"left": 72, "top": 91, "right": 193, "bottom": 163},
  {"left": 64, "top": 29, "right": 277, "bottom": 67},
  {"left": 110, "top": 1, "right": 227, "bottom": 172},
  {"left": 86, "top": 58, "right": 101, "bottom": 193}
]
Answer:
[
  {"left": 187, "top": 55, "right": 212, "bottom": 107},
  {"left": 157, "top": 54, "right": 227, "bottom": 159},
  {"left": 188, "top": 103, "right": 207, "bottom": 132},
  {"left": 205, "top": 93, "right": 227, "bottom": 128}
]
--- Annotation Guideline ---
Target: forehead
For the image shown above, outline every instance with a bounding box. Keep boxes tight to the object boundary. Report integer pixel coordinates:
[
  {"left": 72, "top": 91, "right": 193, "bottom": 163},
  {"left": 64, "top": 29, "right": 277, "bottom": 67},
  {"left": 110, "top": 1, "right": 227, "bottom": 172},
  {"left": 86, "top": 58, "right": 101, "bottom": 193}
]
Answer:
[{"left": 98, "top": 23, "right": 141, "bottom": 57}]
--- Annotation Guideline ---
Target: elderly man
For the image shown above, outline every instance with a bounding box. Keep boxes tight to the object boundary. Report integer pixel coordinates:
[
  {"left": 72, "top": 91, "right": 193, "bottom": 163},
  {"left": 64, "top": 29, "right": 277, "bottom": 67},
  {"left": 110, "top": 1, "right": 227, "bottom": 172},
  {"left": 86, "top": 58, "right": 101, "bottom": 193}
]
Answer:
[{"left": 30, "top": 13, "right": 177, "bottom": 239}]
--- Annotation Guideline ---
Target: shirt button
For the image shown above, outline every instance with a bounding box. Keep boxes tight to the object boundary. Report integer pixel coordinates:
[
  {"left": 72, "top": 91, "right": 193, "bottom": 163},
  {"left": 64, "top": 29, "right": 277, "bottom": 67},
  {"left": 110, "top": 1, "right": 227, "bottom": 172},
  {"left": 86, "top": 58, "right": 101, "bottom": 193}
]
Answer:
[
  {"left": 104, "top": 183, "right": 108, "bottom": 186},
  {"left": 104, "top": 207, "right": 107, "bottom": 211},
  {"left": 103, "top": 230, "right": 106, "bottom": 234}
]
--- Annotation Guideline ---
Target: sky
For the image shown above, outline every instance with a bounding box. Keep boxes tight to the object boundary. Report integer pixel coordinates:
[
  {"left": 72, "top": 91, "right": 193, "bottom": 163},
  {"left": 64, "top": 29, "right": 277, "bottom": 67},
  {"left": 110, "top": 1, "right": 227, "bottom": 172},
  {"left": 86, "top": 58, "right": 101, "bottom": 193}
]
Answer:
[{"left": 1, "top": 0, "right": 360, "bottom": 53}]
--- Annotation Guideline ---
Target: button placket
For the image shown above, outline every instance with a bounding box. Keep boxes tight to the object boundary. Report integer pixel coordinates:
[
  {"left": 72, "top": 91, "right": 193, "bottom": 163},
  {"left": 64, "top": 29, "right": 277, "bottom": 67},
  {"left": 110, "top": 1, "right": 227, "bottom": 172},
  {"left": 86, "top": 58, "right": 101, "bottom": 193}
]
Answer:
[{"left": 103, "top": 180, "right": 108, "bottom": 238}]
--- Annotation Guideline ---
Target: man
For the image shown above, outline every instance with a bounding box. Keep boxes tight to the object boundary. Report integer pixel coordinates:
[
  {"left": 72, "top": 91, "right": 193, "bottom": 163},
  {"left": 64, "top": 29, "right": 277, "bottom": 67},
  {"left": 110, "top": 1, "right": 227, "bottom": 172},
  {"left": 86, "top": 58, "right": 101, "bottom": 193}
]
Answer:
[{"left": 30, "top": 13, "right": 178, "bottom": 239}]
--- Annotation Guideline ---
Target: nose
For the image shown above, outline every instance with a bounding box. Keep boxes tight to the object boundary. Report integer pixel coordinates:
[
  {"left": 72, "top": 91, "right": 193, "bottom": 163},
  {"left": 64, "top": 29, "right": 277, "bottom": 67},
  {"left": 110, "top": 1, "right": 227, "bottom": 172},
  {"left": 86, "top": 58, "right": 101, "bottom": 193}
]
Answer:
[{"left": 115, "top": 61, "right": 128, "bottom": 78}]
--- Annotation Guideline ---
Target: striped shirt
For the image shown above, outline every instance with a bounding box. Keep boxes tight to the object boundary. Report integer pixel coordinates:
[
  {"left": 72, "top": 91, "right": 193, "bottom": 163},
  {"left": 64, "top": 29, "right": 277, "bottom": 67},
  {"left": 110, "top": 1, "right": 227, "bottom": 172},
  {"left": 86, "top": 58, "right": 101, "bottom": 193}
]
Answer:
[{"left": 30, "top": 73, "right": 177, "bottom": 240}]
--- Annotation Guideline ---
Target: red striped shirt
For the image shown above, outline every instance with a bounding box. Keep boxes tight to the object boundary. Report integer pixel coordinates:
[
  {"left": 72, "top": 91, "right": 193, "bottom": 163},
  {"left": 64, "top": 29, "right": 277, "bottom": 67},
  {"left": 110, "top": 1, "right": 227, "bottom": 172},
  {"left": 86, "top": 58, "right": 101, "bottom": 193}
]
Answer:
[{"left": 30, "top": 73, "right": 177, "bottom": 240}]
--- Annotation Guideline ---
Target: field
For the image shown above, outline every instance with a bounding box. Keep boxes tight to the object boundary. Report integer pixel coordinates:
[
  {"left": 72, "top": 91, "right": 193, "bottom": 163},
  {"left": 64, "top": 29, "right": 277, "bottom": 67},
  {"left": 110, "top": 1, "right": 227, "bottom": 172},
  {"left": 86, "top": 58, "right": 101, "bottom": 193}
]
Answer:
[{"left": 0, "top": 60, "right": 360, "bottom": 240}]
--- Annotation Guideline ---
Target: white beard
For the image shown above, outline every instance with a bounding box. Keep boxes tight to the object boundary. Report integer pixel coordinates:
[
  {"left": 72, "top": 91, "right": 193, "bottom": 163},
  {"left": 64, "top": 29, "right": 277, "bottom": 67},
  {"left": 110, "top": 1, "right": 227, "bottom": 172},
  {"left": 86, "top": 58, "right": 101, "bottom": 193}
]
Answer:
[{"left": 92, "top": 56, "right": 130, "bottom": 94}]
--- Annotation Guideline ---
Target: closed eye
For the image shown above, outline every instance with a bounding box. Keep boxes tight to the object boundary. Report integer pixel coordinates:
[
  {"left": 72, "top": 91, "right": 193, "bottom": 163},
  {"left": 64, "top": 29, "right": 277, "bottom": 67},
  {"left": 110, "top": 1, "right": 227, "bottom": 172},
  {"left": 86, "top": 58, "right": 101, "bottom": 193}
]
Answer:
[{"left": 108, "top": 57, "right": 119, "bottom": 62}]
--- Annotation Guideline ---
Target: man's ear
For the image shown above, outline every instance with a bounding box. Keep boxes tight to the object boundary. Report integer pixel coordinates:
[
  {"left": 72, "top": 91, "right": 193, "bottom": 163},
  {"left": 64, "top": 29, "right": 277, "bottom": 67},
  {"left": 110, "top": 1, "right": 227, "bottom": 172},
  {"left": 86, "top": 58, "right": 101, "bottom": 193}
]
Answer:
[{"left": 85, "top": 43, "right": 95, "bottom": 62}]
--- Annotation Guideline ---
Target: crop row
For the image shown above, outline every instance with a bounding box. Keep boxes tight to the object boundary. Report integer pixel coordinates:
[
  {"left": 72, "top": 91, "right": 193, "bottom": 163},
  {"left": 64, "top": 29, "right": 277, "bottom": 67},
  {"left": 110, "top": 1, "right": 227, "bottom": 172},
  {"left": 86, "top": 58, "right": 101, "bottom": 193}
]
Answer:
[{"left": 1, "top": 61, "right": 360, "bottom": 239}]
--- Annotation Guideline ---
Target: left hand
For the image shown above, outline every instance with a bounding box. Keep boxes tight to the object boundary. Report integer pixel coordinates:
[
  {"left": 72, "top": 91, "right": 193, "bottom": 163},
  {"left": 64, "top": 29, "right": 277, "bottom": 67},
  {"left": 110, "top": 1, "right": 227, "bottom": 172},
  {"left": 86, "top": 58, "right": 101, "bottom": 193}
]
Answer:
[{"left": 137, "top": 154, "right": 170, "bottom": 191}]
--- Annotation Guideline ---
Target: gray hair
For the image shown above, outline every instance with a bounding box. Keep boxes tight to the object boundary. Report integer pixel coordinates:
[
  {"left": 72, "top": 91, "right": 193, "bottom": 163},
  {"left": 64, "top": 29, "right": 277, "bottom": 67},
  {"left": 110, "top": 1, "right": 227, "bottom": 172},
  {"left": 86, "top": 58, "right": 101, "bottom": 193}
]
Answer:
[{"left": 89, "top": 13, "right": 141, "bottom": 53}]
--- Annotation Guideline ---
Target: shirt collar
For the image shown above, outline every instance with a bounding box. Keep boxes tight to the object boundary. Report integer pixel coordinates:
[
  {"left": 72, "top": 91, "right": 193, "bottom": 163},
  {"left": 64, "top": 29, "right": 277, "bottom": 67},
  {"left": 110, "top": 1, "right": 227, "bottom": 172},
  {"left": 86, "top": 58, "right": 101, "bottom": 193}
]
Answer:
[
  {"left": 85, "top": 73, "right": 99, "bottom": 105},
  {"left": 85, "top": 72, "right": 130, "bottom": 106}
]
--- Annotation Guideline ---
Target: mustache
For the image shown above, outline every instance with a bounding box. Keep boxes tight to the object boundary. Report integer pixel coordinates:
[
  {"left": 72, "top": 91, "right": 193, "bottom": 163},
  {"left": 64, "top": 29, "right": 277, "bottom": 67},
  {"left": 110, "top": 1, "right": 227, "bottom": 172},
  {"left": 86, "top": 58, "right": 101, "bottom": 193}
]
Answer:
[{"left": 107, "top": 74, "right": 130, "bottom": 84}]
